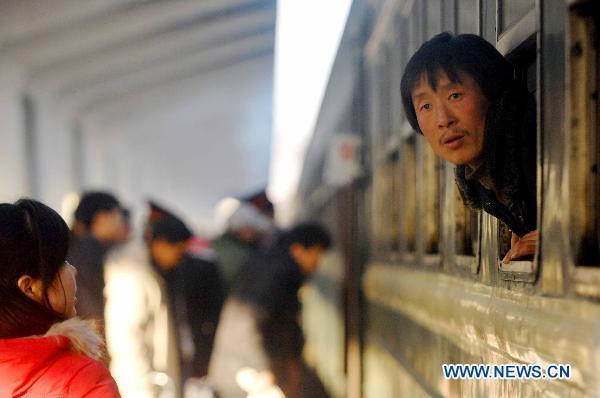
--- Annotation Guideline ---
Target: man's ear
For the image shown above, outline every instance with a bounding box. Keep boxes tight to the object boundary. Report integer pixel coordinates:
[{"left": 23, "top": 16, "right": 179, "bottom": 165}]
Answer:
[{"left": 17, "top": 275, "right": 44, "bottom": 303}]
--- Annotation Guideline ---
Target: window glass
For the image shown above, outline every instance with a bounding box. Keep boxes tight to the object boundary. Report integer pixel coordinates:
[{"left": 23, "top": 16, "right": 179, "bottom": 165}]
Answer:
[
  {"left": 379, "top": 51, "right": 393, "bottom": 142},
  {"left": 457, "top": 0, "right": 478, "bottom": 34},
  {"left": 400, "top": 136, "right": 417, "bottom": 253},
  {"left": 426, "top": 0, "right": 442, "bottom": 39},
  {"left": 497, "top": 48, "right": 537, "bottom": 259},
  {"left": 370, "top": 166, "right": 386, "bottom": 253},
  {"left": 386, "top": 157, "right": 401, "bottom": 252},
  {"left": 500, "top": 0, "right": 535, "bottom": 31},
  {"left": 454, "top": 184, "right": 478, "bottom": 256},
  {"left": 423, "top": 143, "right": 440, "bottom": 253}
]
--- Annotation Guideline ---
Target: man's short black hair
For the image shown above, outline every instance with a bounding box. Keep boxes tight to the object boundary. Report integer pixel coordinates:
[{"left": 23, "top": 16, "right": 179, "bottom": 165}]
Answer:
[
  {"left": 401, "top": 32, "right": 514, "bottom": 134},
  {"left": 285, "top": 221, "right": 331, "bottom": 249},
  {"left": 74, "top": 191, "right": 120, "bottom": 228},
  {"left": 150, "top": 215, "right": 193, "bottom": 243}
]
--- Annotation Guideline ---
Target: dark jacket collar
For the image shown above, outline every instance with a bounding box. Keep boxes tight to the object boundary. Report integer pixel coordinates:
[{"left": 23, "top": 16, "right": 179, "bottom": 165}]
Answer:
[{"left": 454, "top": 83, "right": 537, "bottom": 237}]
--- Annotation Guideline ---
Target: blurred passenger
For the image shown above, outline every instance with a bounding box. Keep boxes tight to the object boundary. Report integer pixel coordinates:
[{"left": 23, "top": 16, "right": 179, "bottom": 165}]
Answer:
[
  {"left": 209, "top": 221, "right": 331, "bottom": 398},
  {"left": 241, "top": 189, "right": 275, "bottom": 221},
  {"left": 0, "top": 199, "right": 120, "bottom": 397},
  {"left": 179, "top": 253, "right": 225, "bottom": 379},
  {"left": 143, "top": 200, "right": 178, "bottom": 243},
  {"left": 212, "top": 199, "right": 273, "bottom": 293},
  {"left": 68, "top": 191, "right": 127, "bottom": 325},
  {"left": 105, "top": 215, "right": 182, "bottom": 398},
  {"left": 106, "top": 208, "right": 224, "bottom": 398},
  {"left": 146, "top": 201, "right": 225, "bottom": 378}
]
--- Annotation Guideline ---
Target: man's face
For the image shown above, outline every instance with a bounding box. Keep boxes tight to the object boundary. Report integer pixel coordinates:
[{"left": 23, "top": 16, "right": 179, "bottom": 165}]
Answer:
[
  {"left": 411, "top": 70, "right": 489, "bottom": 166},
  {"left": 290, "top": 244, "right": 326, "bottom": 275},
  {"left": 150, "top": 239, "right": 188, "bottom": 271},
  {"left": 91, "top": 207, "right": 127, "bottom": 243}
]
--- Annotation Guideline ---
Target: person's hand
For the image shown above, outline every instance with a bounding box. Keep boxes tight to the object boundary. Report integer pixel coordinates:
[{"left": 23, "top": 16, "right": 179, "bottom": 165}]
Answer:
[
  {"left": 236, "top": 368, "right": 283, "bottom": 397},
  {"left": 502, "top": 230, "right": 538, "bottom": 264}
]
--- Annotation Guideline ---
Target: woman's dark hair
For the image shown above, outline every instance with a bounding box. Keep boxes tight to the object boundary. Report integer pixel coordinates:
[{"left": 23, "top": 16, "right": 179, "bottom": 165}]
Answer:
[
  {"left": 400, "top": 32, "right": 515, "bottom": 134},
  {"left": 0, "top": 199, "right": 70, "bottom": 338}
]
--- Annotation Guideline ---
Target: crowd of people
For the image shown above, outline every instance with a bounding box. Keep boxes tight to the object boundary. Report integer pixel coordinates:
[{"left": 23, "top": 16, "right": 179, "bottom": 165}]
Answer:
[{"left": 0, "top": 189, "right": 331, "bottom": 398}]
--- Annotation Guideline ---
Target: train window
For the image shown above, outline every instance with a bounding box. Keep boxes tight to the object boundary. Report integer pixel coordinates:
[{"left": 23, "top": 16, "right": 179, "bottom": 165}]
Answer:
[
  {"left": 493, "top": 41, "right": 539, "bottom": 283},
  {"left": 366, "top": 58, "right": 386, "bottom": 255},
  {"left": 497, "top": 39, "right": 537, "bottom": 268},
  {"left": 406, "top": 3, "right": 416, "bottom": 47},
  {"left": 369, "top": 158, "right": 403, "bottom": 259},
  {"left": 569, "top": 2, "right": 600, "bottom": 269},
  {"left": 426, "top": 0, "right": 442, "bottom": 39},
  {"left": 366, "top": 62, "right": 382, "bottom": 155},
  {"left": 497, "top": 2, "right": 536, "bottom": 57},
  {"left": 499, "top": 0, "right": 535, "bottom": 33},
  {"left": 421, "top": 141, "right": 440, "bottom": 255},
  {"left": 379, "top": 50, "right": 394, "bottom": 143},
  {"left": 454, "top": 181, "right": 480, "bottom": 271},
  {"left": 387, "top": 156, "right": 402, "bottom": 253},
  {"left": 390, "top": 34, "right": 404, "bottom": 138},
  {"left": 399, "top": 133, "right": 417, "bottom": 254},
  {"left": 370, "top": 166, "right": 388, "bottom": 254},
  {"left": 457, "top": 0, "right": 478, "bottom": 34},
  {"left": 439, "top": 161, "right": 479, "bottom": 272}
]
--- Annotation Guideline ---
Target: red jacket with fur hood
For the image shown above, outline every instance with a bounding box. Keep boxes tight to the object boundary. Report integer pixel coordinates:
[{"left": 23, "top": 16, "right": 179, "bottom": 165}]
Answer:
[{"left": 0, "top": 318, "right": 120, "bottom": 397}]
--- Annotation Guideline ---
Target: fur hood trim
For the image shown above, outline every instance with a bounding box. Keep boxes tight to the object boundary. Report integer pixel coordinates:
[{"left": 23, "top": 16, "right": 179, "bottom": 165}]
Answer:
[{"left": 44, "top": 318, "right": 104, "bottom": 361}]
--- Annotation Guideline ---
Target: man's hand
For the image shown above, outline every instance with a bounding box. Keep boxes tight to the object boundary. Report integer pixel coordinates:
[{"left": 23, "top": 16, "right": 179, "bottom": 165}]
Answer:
[{"left": 502, "top": 230, "right": 538, "bottom": 264}]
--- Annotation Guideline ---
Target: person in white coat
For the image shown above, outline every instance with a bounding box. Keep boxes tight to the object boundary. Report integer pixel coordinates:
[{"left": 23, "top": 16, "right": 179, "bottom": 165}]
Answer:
[{"left": 104, "top": 219, "right": 188, "bottom": 398}]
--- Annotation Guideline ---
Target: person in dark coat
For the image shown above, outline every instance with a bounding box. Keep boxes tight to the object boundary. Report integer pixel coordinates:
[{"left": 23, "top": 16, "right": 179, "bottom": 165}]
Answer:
[
  {"left": 67, "top": 191, "right": 127, "bottom": 324},
  {"left": 209, "top": 221, "right": 331, "bottom": 398},
  {"left": 212, "top": 200, "right": 273, "bottom": 294},
  {"left": 150, "top": 213, "right": 225, "bottom": 383},
  {"left": 400, "top": 32, "right": 537, "bottom": 263},
  {"left": 163, "top": 253, "right": 225, "bottom": 379}
]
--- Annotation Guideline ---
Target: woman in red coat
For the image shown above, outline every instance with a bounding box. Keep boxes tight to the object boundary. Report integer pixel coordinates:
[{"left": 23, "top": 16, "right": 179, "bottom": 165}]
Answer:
[{"left": 0, "top": 199, "right": 120, "bottom": 397}]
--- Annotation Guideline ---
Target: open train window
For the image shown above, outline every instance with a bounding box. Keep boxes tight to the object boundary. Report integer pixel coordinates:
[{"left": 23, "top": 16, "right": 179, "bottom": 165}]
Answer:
[
  {"left": 496, "top": 37, "right": 539, "bottom": 280},
  {"left": 569, "top": 2, "right": 600, "bottom": 275},
  {"left": 486, "top": 1, "right": 540, "bottom": 280}
]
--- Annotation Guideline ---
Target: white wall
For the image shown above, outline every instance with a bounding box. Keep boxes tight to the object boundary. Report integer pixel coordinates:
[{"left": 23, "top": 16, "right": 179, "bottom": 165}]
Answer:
[{"left": 0, "top": 0, "right": 275, "bottom": 233}]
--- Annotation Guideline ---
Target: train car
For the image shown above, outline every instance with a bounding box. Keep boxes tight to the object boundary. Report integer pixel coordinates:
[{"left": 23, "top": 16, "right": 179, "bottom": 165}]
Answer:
[{"left": 294, "top": 0, "right": 599, "bottom": 396}]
